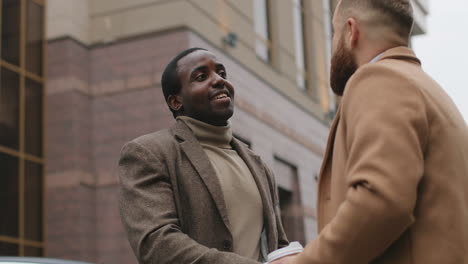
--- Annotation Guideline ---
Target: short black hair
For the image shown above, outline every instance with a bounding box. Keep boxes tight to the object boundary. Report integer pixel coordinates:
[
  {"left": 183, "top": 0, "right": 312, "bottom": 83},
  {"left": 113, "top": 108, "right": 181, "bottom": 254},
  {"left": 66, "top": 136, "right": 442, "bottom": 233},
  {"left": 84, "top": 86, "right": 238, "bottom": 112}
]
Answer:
[{"left": 161, "top": 47, "right": 207, "bottom": 117}]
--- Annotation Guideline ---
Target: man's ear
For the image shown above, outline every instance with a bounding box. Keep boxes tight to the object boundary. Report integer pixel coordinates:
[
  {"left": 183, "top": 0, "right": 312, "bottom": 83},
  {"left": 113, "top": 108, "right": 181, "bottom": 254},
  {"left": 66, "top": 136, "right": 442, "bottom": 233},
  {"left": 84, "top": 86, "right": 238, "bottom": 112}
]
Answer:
[
  {"left": 167, "top": 94, "right": 183, "bottom": 112},
  {"left": 346, "top": 17, "right": 360, "bottom": 49}
]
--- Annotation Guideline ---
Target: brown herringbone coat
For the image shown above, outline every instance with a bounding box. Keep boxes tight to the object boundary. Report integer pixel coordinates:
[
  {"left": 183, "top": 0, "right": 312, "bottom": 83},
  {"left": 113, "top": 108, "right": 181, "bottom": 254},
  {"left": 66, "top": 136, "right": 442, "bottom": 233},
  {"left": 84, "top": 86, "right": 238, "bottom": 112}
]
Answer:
[
  {"left": 119, "top": 120, "right": 288, "bottom": 264},
  {"left": 297, "top": 47, "right": 468, "bottom": 264}
]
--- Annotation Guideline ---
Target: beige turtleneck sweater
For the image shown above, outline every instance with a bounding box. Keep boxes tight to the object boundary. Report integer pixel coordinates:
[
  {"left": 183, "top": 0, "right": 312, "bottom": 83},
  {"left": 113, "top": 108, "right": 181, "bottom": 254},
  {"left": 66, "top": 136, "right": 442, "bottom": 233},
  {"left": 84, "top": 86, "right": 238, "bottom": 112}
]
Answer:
[{"left": 177, "top": 116, "right": 263, "bottom": 260}]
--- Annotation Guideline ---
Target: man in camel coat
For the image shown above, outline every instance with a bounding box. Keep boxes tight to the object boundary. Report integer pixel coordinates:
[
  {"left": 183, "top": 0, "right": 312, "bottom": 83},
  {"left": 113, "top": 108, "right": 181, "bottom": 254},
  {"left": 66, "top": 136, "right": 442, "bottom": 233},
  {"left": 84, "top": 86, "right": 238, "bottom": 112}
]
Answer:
[{"left": 273, "top": 0, "right": 468, "bottom": 263}]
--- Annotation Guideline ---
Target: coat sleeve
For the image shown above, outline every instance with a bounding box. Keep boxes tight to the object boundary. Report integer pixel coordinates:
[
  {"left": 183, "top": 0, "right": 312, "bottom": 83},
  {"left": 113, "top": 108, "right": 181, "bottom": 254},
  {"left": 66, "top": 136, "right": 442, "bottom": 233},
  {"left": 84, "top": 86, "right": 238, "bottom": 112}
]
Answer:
[
  {"left": 295, "top": 64, "right": 429, "bottom": 264},
  {"left": 118, "top": 141, "right": 260, "bottom": 264}
]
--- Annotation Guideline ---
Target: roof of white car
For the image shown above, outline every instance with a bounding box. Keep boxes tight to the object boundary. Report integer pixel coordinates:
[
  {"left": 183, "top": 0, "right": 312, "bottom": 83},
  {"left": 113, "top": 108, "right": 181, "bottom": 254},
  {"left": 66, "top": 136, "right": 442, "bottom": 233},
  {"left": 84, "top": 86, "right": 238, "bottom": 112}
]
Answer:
[{"left": 0, "top": 257, "right": 95, "bottom": 264}]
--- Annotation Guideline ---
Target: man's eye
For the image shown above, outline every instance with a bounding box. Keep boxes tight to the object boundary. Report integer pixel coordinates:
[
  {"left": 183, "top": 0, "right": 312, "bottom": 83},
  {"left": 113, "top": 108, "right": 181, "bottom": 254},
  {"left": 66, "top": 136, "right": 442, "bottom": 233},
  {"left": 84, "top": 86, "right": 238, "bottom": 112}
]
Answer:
[
  {"left": 218, "top": 71, "right": 227, "bottom": 79},
  {"left": 195, "top": 74, "right": 207, "bottom": 81}
]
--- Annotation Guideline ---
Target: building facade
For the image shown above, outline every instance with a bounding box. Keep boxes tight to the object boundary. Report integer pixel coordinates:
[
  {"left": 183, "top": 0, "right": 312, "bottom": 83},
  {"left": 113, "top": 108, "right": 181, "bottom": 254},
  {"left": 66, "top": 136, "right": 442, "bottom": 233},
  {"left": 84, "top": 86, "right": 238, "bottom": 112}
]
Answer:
[{"left": 0, "top": 0, "right": 428, "bottom": 263}]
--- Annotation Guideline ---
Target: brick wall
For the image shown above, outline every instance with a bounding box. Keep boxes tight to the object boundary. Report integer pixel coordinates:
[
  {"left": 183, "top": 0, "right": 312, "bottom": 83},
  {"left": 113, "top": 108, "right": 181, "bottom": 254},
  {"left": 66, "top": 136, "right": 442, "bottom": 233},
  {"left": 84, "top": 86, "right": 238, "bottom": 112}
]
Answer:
[{"left": 46, "top": 31, "right": 185, "bottom": 263}]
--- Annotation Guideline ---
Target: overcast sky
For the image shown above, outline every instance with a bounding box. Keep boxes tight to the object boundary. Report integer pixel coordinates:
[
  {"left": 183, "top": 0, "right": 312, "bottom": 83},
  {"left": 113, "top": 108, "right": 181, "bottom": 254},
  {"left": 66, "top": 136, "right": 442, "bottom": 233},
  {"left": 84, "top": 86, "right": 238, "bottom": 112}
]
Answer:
[{"left": 412, "top": 0, "right": 468, "bottom": 122}]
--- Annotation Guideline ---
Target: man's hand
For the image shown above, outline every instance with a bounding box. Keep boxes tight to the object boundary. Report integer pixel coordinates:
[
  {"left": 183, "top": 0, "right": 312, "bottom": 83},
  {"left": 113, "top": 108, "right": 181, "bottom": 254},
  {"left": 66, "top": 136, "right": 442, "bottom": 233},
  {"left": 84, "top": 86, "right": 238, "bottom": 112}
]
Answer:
[{"left": 269, "top": 254, "right": 298, "bottom": 264}]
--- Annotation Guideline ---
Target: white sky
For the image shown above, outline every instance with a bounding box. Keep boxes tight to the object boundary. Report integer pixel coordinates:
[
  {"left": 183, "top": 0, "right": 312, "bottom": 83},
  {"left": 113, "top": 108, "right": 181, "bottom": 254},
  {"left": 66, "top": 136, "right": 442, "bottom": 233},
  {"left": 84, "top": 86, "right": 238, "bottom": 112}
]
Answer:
[{"left": 412, "top": 0, "right": 468, "bottom": 122}]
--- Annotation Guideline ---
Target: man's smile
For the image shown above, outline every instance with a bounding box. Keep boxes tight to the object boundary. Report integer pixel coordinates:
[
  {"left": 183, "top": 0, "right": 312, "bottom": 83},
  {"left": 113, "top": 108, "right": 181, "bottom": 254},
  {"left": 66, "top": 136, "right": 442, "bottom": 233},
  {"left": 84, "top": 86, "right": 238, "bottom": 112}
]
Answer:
[{"left": 210, "top": 91, "right": 232, "bottom": 104}]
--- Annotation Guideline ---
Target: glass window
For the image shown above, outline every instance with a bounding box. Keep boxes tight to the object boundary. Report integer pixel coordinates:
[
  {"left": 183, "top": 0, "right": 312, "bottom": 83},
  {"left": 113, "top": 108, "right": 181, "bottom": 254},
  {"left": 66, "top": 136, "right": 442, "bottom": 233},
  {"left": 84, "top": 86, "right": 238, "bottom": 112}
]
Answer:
[
  {"left": 0, "top": 153, "right": 19, "bottom": 237},
  {"left": 26, "top": 0, "right": 44, "bottom": 76},
  {"left": 274, "top": 158, "right": 306, "bottom": 244},
  {"left": 25, "top": 79, "right": 43, "bottom": 157},
  {"left": 278, "top": 187, "right": 293, "bottom": 234},
  {"left": 292, "top": 0, "right": 307, "bottom": 89},
  {"left": 24, "top": 161, "right": 43, "bottom": 242},
  {"left": 24, "top": 246, "right": 43, "bottom": 257},
  {"left": 0, "top": 242, "right": 19, "bottom": 256},
  {"left": 1, "top": 0, "right": 21, "bottom": 66},
  {"left": 0, "top": 67, "right": 20, "bottom": 150},
  {"left": 253, "top": 0, "right": 271, "bottom": 61},
  {"left": 0, "top": 0, "right": 45, "bottom": 256}
]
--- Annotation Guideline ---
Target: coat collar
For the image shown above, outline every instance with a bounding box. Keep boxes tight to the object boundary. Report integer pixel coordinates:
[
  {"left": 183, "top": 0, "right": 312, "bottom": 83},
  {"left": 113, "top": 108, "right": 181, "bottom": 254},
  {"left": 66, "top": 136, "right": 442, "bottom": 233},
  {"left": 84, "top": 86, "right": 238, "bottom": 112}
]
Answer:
[{"left": 375, "top": 46, "right": 421, "bottom": 66}]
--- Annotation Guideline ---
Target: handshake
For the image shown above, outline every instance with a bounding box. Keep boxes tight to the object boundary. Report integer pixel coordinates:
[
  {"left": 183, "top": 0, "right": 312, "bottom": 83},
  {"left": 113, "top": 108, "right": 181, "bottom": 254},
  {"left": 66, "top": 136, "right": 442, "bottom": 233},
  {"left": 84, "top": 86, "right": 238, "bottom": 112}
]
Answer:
[{"left": 264, "top": 242, "right": 303, "bottom": 264}]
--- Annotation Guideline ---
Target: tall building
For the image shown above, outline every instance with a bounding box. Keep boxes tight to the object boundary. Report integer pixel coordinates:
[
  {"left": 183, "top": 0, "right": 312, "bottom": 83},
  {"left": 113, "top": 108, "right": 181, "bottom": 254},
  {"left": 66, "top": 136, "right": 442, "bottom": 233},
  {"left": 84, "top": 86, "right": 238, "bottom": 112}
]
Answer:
[{"left": 0, "top": 0, "right": 428, "bottom": 263}]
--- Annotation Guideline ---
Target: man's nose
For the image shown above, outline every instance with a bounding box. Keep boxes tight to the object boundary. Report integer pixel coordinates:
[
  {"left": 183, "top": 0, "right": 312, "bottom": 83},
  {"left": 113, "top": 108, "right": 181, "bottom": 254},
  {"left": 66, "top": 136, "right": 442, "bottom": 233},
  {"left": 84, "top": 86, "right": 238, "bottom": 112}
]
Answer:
[{"left": 212, "top": 74, "right": 225, "bottom": 89}]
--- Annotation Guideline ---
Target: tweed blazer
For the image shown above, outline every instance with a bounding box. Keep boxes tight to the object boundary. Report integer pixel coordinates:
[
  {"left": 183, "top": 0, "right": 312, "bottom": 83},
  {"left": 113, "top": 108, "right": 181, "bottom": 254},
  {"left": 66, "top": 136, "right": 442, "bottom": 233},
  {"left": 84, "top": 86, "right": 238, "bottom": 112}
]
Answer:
[
  {"left": 119, "top": 120, "right": 289, "bottom": 264},
  {"left": 296, "top": 47, "right": 468, "bottom": 264}
]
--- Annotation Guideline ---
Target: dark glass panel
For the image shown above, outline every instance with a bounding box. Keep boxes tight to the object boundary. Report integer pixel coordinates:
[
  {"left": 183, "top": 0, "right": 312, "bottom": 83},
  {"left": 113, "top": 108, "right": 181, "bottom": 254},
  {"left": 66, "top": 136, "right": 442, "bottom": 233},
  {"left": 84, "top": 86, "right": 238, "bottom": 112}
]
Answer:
[
  {"left": 0, "top": 67, "right": 20, "bottom": 150},
  {"left": 26, "top": 0, "right": 44, "bottom": 75},
  {"left": 24, "top": 246, "right": 43, "bottom": 257},
  {"left": 0, "top": 242, "right": 19, "bottom": 256},
  {"left": 24, "top": 161, "right": 43, "bottom": 241},
  {"left": 25, "top": 79, "right": 43, "bottom": 157},
  {"left": 1, "top": 0, "right": 21, "bottom": 65},
  {"left": 0, "top": 153, "right": 19, "bottom": 237}
]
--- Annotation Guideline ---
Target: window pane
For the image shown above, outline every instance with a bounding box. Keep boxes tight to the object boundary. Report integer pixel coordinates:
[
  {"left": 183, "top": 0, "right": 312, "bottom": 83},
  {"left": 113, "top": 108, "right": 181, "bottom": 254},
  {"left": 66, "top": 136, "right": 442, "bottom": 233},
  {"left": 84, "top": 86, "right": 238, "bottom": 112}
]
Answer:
[
  {"left": 1, "top": 0, "right": 21, "bottom": 66},
  {"left": 24, "top": 246, "right": 43, "bottom": 257},
  {"left": 25, "top": 79, "right": 43, "bottom": 157},
  {"left": 278, "top": 187, "right": 305, "bottom": 245},
  {"left": 24, "top": 161, "right": 43, "bottom": 242},
  {"left": 292, "top": 0, "right": 307, "bottom": 89},
  {"left": 275, "top": 158, "right": 306, "bottom": 244},
  {"left": 254, "top": 0, "right": 270, "bottom": 61},
  {"left": 0, "top": 153, "right": 19, "bottom": 237},
  {"left": 26, "top": 0, "right": 44, "bottom": 76},
  {"left": 0, "top": 68, "right": 20, "bottom": 150},
  {"left": 0, "top": 242, "right": 18, "bottom": 256}
]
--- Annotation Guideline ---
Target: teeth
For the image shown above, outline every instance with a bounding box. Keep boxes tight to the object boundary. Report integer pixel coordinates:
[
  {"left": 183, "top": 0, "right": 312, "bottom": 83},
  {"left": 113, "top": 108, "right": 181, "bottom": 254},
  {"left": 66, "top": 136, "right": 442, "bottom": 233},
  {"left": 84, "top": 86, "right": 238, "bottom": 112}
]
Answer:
[{"left": 216, "top": 93, "right": 228, "bottom": 99}]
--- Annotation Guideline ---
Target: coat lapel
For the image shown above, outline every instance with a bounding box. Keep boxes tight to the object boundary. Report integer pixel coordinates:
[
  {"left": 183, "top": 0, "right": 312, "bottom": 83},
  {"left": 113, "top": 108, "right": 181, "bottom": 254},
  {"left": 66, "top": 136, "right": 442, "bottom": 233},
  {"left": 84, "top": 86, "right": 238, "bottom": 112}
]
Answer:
[
  {"left": 319, "top": 105, "right": 341, "bottom": 177},
  {"left": 232, "top": 139, "right": 272, "bottom": 214},
  {"left": 317, "top": 106, "right": 341, "bottom": 229},
  {"left": 231, "top": 139, "right": 275, "bottom": 250},
  {"left": 172, "top": 121, "right": 231, "bottom": 231}
]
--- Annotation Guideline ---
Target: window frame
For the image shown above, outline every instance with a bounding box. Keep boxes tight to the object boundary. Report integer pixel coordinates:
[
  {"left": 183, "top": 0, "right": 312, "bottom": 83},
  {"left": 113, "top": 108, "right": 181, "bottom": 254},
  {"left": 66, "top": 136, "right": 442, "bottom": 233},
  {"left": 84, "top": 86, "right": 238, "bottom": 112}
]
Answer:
[
  {"left": 0, "top": 0, "right": 46, "bottom": 257},
  {"left": 253, "top": 0, "right": 273, "bottom": 62}
]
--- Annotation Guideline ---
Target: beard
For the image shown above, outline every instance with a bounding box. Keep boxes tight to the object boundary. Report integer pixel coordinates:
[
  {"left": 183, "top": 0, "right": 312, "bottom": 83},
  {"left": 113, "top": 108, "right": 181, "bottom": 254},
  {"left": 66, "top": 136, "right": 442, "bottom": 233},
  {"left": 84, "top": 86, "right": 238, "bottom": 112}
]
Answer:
[{"left": 330, "top": 38, "right": 358, "bottom": 96}]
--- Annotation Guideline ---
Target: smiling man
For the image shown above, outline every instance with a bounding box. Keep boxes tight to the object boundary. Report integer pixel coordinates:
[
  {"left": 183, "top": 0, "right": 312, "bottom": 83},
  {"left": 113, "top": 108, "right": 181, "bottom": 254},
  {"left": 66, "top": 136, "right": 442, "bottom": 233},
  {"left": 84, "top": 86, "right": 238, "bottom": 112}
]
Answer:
[{"left": 118, "top": 48, "right": 288, "bottom": 264}]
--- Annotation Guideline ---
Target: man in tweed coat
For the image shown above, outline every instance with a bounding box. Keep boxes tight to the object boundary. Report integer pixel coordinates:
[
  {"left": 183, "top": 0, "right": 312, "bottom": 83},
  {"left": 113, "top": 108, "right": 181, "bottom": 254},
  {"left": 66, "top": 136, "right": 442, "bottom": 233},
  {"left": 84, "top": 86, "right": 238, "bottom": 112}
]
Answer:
[{"left": 119, "top": 48, "right": 288, "bottom": 264}]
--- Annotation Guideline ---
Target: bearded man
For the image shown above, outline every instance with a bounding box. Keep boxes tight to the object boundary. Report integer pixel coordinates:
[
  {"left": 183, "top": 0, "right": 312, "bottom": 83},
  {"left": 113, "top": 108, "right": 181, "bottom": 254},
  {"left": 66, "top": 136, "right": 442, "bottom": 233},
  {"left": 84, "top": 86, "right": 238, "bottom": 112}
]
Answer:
[{"left": 272, "top": 0, "right": 468, "bottom": 263}]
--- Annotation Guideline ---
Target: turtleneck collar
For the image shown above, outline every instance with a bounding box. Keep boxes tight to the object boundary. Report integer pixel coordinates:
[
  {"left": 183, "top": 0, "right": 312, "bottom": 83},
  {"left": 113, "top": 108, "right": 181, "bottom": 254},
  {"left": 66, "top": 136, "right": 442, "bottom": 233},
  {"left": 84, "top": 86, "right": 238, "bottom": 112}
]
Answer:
[{"left": 177, "top": 116, "right": 233, "bottom": 149}]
